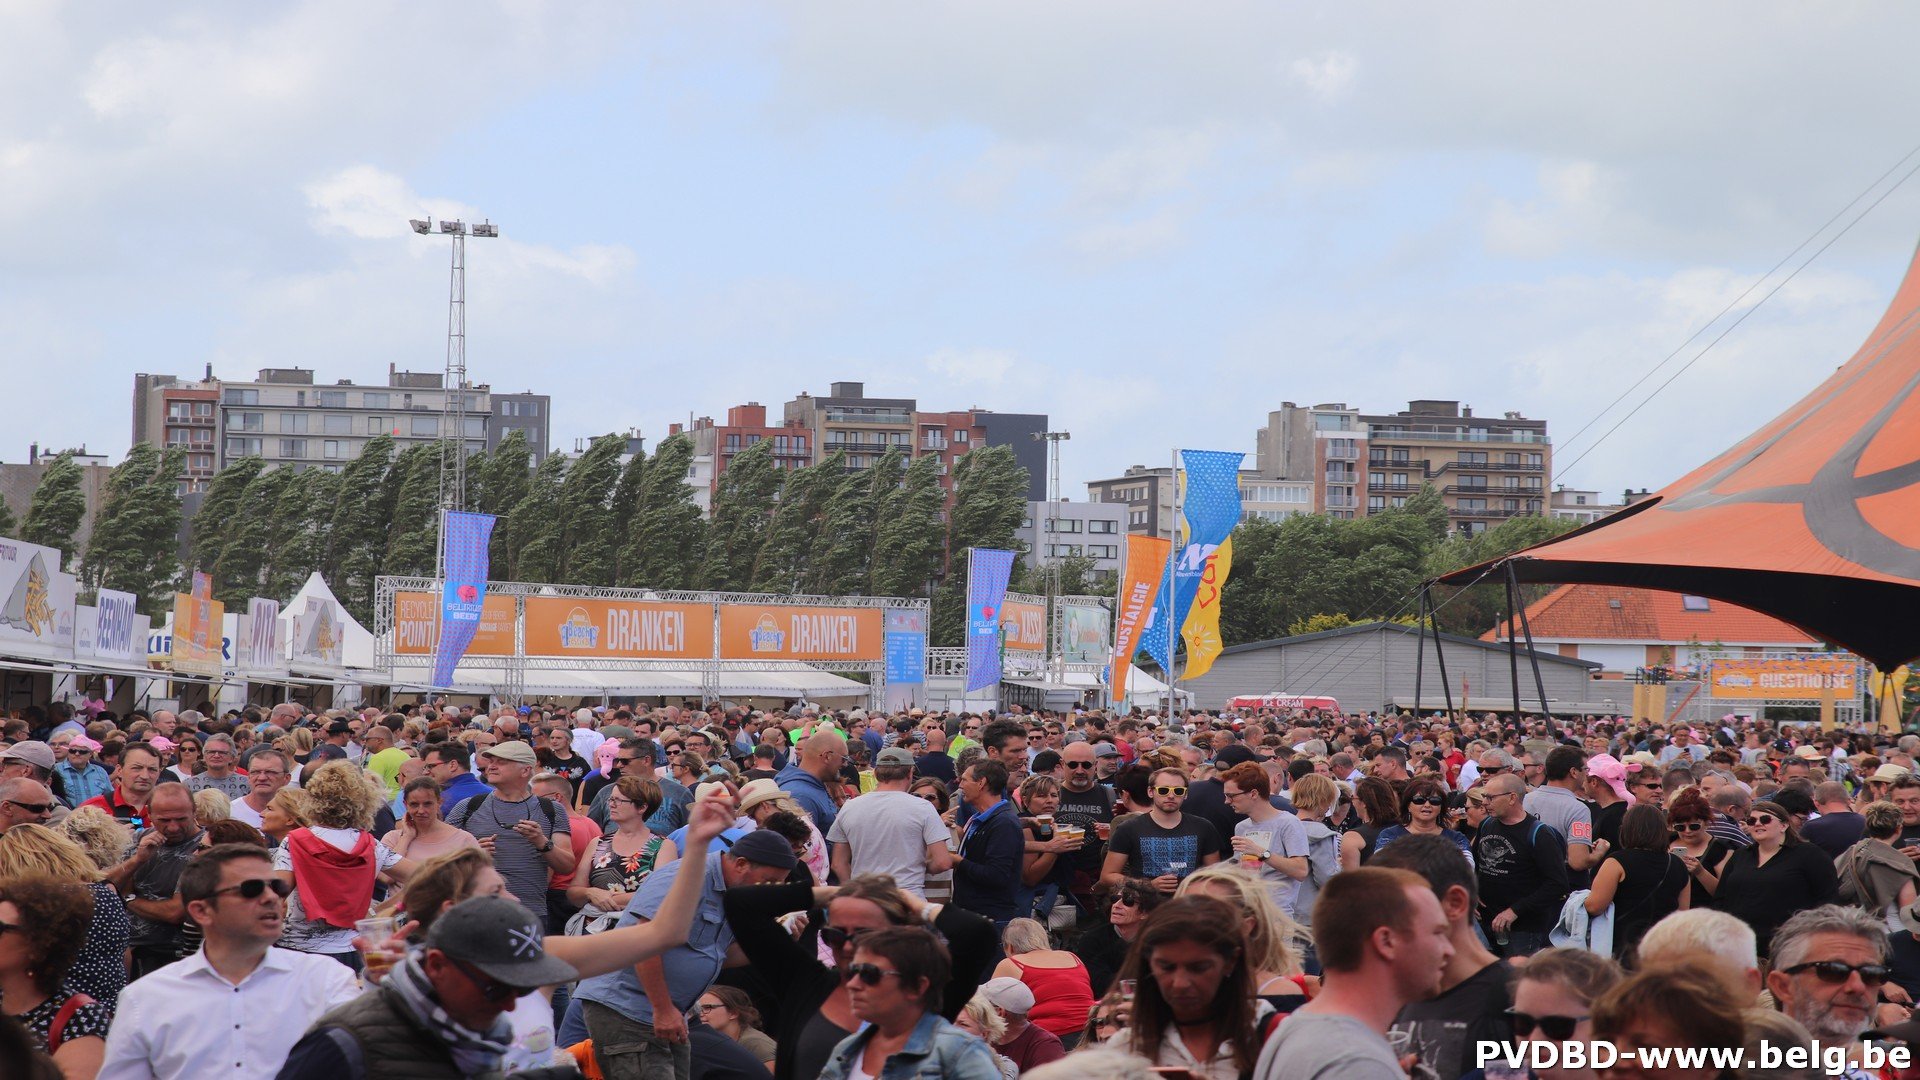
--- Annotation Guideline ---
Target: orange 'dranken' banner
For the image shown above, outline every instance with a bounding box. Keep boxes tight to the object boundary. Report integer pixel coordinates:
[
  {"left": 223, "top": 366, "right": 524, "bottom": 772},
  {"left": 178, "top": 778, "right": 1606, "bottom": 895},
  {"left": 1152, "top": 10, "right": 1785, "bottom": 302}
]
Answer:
[
  {"left": 719, "top": 605, "right": 883, "bottom": 661},
  {"left": 1109, "top": 535, "right": 1171, "bottom": 700}
]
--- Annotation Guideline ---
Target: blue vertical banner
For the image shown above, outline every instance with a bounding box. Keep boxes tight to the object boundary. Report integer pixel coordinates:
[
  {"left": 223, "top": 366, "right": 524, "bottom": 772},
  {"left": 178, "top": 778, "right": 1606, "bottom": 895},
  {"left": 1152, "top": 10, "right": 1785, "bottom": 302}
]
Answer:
[
  {"left": 884, "top": 608, "right": 926, "bottom": 685},
  {"left": 1142, "top": 450, "right": 1244, "bottom": 674},
  {"left": 433, "top": 511, "right": 497, "bottom": 688},
  {"left": 964, "top": 547, "right": 1017, "bottom": 692}
]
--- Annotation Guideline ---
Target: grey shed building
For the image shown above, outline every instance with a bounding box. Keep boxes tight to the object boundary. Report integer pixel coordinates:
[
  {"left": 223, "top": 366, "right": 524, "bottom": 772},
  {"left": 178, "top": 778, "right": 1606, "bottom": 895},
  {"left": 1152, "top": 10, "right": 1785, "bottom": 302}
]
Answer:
[{"left": 1177, "top": 621, "right": 1601, "bottom": 714}]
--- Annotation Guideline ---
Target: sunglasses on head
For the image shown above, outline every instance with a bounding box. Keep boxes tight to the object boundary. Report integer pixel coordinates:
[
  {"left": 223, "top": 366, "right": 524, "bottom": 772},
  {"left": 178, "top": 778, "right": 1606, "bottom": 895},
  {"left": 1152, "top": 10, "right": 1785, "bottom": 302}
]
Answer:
[
  {"left": 1506, "top": 1009, "right": 1588, "bottom": 1040},
  {"left": 1152, "top": 786, "right": 1186, "bottom": 797},
  {"left": 1407, "top": 795, "right": 1444, "bottom": 807},
  {"left": 1784, "top": 960, "right": 1891, "bottom": 987},
  {"left": 209, "top": 878, "right": 294, "bottom": 901},
  {"left": 841, "top": 962, "right": 903, "bottom": 987},
  {"left": 820, "top": 926, "right": 871, "bottom": 950}
]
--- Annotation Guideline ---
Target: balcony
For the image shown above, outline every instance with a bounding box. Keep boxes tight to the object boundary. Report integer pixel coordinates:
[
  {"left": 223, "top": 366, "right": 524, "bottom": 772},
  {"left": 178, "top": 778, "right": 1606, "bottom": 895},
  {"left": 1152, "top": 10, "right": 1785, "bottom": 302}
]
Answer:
[
  {"left": 1448, "top": 505, "right": 1541, "bottom": 518},
  {"left": 1371, "top": 482, "right": 1425, "bottom": 494},
  {"left": 1367, "top": 429, "right": 1550, "bottom": 445},
  {"left": 1435, "top": 459, "right": 1545, "bottom": 474},
  {"left": 824, "top": 408, "right": 912, "bottom": 425},
  {"left": 920, "top": 435, "right": 948, "bottom": 451},
  {"left": 166, "top": 414, "right": 216, "bottom": 427},
  {"left": 1324, "top": 445, "right": 1359, "bottom": 460}
]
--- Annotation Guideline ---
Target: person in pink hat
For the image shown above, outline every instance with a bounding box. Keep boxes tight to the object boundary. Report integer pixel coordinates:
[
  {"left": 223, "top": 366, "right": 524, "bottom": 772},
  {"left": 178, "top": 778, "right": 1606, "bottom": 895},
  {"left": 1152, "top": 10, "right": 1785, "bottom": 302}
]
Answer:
[
  {"left": 53, "top": 735, "right": 112, "bottom": 808},
  {"left": 1583, "top": 753, "right": 1633, "bottom": 848}
]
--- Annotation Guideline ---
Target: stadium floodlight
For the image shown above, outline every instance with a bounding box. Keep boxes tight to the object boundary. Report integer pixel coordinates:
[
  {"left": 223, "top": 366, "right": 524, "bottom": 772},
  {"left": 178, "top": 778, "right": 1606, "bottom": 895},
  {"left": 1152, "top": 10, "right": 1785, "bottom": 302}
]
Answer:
[
  {"left": 438, "top": 220, "right": 464, "bottom": 235},
  {"left": 470, "top": 221, "right": 498, "bottom": 238},
  {"left": 409, "top": 218, "right": 432, "bottom": 235}
]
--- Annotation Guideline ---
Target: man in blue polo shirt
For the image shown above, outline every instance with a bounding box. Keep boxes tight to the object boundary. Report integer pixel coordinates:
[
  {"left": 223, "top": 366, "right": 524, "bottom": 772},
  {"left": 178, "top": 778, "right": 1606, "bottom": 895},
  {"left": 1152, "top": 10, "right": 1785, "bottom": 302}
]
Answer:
[
  {"left": 422, "top": 741, "right": 491, "bottom": 816},
  {"left": 775, "top": 729, "right": 845, "bottom": 832}
]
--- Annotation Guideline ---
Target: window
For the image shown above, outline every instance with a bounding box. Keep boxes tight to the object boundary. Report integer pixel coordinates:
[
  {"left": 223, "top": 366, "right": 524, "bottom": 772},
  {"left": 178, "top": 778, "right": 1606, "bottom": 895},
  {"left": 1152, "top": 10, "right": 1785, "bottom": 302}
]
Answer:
[
  {"left": 189, "top": 454, "right": 214, "bottom": 471},
  {"left": 1087, "top": 544, "right": 1118, "bottom": 559},
  {"left": 166, "top": 402, "right": 194, "bottom": 420},
  {"left": 795, "top": 436, "right": 808, "bottom": 451},
  {"left": 226, "top": 437, "right": 262, "bottom": 457},
  {"left": 500, "top": 399, "right": 540, "bottom": 417},
  {"left": 295, "top": 391, "right": 306, "bottom": 407},
  {"left": 368, "top": 416, "right": 392, "bottom": 436},
  {"left": 1046, "top": 519, "right": 1082, "bottom": 533},
  {"left": 952, "top": 430, "right": 968, "bottom": 443},
  {"left": 192, "top": 429, "right": 212, "bottom": 444},
  {"left": 1505, "top": 452, "right": 1521, "bottom": 464},
  {"left": 233, "top": 412, "right": 263, "bottom": 432},
  {"left": 317, "top": 391, "right": 347, "bottom": 408},
  {"left": 194, "top": 401, "right": 213, "bottom": 416},
  {"left": 1527, "top": 453, "right": 1543, "bottom": 466},
  {"left": 363, "top": 392, "right": 390, "bottom": 409},
  {"left": 323, "top": 440, "right": 342, "bottom": 459},
  {"left": 279, "top": 439, "right": 308, "bottom": 459},
  {"left": 1681, "top": 595, "right": 1712, "bottom": 611},
  {"left": 463, "top": 417, "right": 484, "bottom": 438},
  {"left": 1369, "top": 472, "right": 1385, "bottom": 486},
  {"left": 323, "top": 414, "right": 352, "bottom": 434},
  {"left": 1460, "top": 452, "right": 1488, "bottom": 465},
  {"left": 411, "top": 416, "right": 438, "bottom": 437},
  {"left": 1392, "top": 473, "right": 1407, "bottom": 485},
  {"left": 1460, "top": 498, "right": 1487, "bottom": 511},
  {"left": 223, "top": 388, "right": 259, "bottom": 405},
  {"left": 1088, "top": 519, "right": 1117, "bottom": 534},
  {"left": 1504, "top": 499, "right": 1519, "bottom": 511},
  {"left": 280, "top": 413, "right": 307, "bottom": 433},
  {"left": 1460, "top": 476, "right": 1487, "bottom": 490},
  {"left": 1392, "top": 497, "right": 1407, "bottom": 508},
  {"left": 1391, "top": 450, "right": 1410, "bottom": 464},
  {"left": 1368, "top": 496, "right": 1386, "bottom": 511},
  {"left": 1314, "top": 413, "right": 1351, "bottom": 431}
]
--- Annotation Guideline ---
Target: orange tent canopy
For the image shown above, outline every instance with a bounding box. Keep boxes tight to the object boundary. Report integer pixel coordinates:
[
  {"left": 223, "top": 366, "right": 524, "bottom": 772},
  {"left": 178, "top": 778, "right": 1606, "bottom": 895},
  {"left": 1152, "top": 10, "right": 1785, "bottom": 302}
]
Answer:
[{"left": 1439, "top": 240, "right": 1920, "bottom": 669}]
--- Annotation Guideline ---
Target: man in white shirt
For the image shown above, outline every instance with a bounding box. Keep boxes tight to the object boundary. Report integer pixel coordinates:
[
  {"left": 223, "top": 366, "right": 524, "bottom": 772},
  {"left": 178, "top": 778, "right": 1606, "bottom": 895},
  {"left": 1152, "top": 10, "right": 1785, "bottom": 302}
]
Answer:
[
  {"left": 100, "top": 842, "right": 358, "bottom": 1079},
  {"left": 826, "top": 747, "right": 953, "bottom": 897},
  {"left": 570, "top": 707, "right": 606, "bottom": 760},
  {"left": 226, "top": 749, "right": 290, "bottom": 830}
]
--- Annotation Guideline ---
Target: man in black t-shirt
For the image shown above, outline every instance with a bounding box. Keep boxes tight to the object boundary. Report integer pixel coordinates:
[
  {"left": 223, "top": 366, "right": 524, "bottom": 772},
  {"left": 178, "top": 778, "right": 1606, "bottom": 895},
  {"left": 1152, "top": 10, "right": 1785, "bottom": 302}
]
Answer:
[
  {"left": 1471, "top": 775, "right": 1569, "bottom": 957},
  {"left": 1376, "top": 835, "right": 1513, "bottom": 1080},
  {"left": 1101, "top": 766, "right": 1224, "bottom": 894},
  {"left": 1056, "top": 742, "right": 1115, "bottom": 879}
]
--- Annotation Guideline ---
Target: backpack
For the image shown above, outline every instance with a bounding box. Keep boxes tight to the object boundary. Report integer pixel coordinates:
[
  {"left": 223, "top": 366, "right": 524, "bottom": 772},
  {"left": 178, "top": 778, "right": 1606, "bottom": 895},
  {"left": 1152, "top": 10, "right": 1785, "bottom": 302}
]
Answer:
[{"left": 454, "top": 792, "right": 559, "bottom": 833}]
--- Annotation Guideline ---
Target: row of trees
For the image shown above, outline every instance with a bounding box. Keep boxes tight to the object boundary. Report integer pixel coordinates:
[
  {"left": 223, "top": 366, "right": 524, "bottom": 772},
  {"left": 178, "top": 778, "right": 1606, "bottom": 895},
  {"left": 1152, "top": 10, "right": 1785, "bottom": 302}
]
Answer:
[{"left": 10, "top": 440, "right": 1571, "bottom": 653}]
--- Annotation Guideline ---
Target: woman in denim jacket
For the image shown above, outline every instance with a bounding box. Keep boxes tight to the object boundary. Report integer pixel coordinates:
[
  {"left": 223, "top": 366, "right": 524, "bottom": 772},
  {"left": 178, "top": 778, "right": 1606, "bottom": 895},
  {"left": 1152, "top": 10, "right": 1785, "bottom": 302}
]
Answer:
[{"left": 818, "top": 925, "right": 1003, "bottom": 1080}]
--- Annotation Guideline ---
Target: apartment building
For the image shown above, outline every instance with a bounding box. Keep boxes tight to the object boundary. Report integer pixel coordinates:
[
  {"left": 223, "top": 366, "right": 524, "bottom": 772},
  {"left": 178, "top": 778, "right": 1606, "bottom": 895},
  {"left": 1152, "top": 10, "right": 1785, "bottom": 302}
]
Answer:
[
  {"left": 1086, "top": 466, "right": 1313, "bottom": 535},
  {"left": 1016, "top": 499, "right": 1127, "bottom": 583},
  {"left": 132, "top": 367, "right": 553, "bottom": 481}
]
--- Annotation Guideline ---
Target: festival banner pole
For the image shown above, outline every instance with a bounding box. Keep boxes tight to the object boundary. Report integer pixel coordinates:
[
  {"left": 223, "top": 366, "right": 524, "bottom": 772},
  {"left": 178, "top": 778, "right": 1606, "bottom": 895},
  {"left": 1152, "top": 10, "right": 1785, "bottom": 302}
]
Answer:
[{"left": 1165, "top": 448, "right": 1180, "bottom": 717}]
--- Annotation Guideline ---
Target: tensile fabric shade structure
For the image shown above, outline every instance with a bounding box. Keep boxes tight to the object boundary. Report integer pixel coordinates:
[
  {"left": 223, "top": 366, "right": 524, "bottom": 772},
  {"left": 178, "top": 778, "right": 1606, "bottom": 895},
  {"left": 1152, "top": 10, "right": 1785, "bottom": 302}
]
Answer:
[{"left": 1439, "top": 239, "right": 1920, "bottom": 670}]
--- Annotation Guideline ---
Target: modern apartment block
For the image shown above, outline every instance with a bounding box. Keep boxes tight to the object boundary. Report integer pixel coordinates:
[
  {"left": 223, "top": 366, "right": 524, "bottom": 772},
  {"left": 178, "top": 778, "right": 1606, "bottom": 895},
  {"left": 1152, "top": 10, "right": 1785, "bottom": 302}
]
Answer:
[
  {"left": 1257, "top": 399, "right": 1551, "bottom": 534},
  {"left": 1015, "top": 499, "right": 1127, "bottom": 583},
  {"left": 1085, "top": 466, "right": 1313, "bottom": 535},
  {"left": 131, "top": 367, "right": 552, "bottom": 485}
]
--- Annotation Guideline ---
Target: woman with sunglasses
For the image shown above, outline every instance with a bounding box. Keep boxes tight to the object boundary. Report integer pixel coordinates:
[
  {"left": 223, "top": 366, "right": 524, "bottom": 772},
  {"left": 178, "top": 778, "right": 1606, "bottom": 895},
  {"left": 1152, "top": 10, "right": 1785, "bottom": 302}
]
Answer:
[
  {"left": 0, "top": 824, "right": 130, "bottom": 1009},
  {"left": 693, "top": 986, "right": 777, "bottom": 1072},
  {"left": 1583, "top": 804, "right": 1690, "bottom": 963},
  {"left": 1714, "top": 798, "right": 1840, "bottom": 955},
  {"left": 723, "top": 872, "right": 997, "bottom": 1080},
  {"left": 162, "top": 735, "right": 201, "bottom": 783},
  {"left": 907, "top": 779, "right": 957, "bottom": 904},
  {"left": 1663, "top": 790, "right": 1730, "bottom": 900},
  {"left": 1016, "top": 774, "right": 1080, "bottom": 920},
  {"left": 1075, "top": 989, "right": 1131, "bottom": 1048},
  {"left": 817, "top": 925, "right": 1001, "bottom": 1080},
  {"left": 1071, "top": 877, "right": 1167, "bottom": 999},
  {"left": 1497, "top": 948, "right": 1623, "bottom": 1080},
  {"left": 1373, "top": 777, "right": 1474, "bottom": 865}
]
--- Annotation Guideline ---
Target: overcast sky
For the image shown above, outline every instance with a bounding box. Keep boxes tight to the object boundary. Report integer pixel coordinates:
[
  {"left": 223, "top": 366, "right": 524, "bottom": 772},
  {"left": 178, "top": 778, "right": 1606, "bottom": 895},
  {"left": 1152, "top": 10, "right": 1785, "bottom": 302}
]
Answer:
[{"left": 10, "top": 2, "right": 1920, "bottom": 501}]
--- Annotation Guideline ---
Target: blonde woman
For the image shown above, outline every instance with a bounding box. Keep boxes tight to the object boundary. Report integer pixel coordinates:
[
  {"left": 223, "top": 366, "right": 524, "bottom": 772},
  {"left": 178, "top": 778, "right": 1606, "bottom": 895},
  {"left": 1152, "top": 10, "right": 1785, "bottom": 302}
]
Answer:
[
  {"left": 191, "top": 787, "right": 231, "bottom": 826},
  {"left": 260, "top": 786, "right": 312, "bottom": 847},
  {"left": 1177, "top": 863, "right": 1316, "bottom": 1014},
  {"left": 954, "top": 990, "right": 1022, "bottom": 1080},
  {"left": 57, "top": 806, "right": 133, "bottom": 873},
  {"left": 0, "top": 823, "right": 131, "bottom": 1007},
  {"left": 272, "top": 761, "right": 417, "bottom": 967},
  {"left": 990, "top": 918, "right": 1095, "bottom": 1041}
]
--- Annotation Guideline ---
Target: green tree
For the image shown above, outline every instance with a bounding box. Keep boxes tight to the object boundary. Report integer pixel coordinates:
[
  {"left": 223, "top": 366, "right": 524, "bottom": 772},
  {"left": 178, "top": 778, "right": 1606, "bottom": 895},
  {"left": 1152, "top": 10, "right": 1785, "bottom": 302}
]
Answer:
[
  {"left": 266, "top": 467, "right": 338, "bottom": 600},
  {"left": 324, "top": 435, "right": 396, "bottom": 624},
  {"left": 549, "top": 434, "right": 626, "bottom": 585},
  {"left": 381, "top": 444, "right": 443, "bottom": 581},
  {"left": 809, "top": 448, "right": 894, "bottom": 595},
  {"left": 605, "top": 444, "right": 649, "bottom": 585},
  {"left": 1219, "top": 518, "right": 1286, "bottom": 645},
  {"left": 870, "top": 452, "right": 946, "bottom": 600},
  {"left": 211, "top": 467, "right": 294, "bottom": 605},
  {"left": 472, "top": 430, "right": 535, "bottom": 573},
  {"left": 83, "top": 445, "right": 185, "bottom": 615},
  {"left": 1424, "top": 513, "right": 1580, "bottom": 636},
  {"left": 700, "top": 440, "right": 781, "bottom": 591},
  {"left": 21, "top": 453, "right": 87, "bottom": 569},
  {"left": 0, "top": 490, "right": 15, "bottom": 539},
  {"left": 753, "top": 454, "right": 840, "bottom": 593},
  {"left": 504, "top": 453, "right": 568, "bottom": 582},
  {"left": 189, "top": 457, "right": 265, "bottom": 574},
  {"left": 931, "top": 445, "right": 1031, "bottom": 647},
  {"left": 621, "top": 434, "right": 705, "bottom": 590}
]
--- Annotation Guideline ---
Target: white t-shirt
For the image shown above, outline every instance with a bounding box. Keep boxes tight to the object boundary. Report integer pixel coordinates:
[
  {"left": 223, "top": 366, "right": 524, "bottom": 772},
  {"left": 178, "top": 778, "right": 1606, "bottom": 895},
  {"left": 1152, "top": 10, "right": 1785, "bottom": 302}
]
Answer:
[
  {"left": 826, "top": 789, "right": 950, "bottom": 898},
  {"left": 1235, "top": 811, "right": 1310, "bottom": 916},
  {"left": 230, "top": 795, "right": 265, "bottom": 829}
]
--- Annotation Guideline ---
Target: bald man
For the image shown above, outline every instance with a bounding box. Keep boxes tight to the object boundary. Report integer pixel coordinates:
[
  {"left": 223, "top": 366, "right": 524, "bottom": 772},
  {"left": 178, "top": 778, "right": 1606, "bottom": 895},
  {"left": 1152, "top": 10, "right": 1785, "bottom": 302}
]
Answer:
[
  {"left": 776, "top": 730, "right": 847, "bottom": 830},
  {"left": 0, "top": 777, "right": 55, "bottom": 834}
]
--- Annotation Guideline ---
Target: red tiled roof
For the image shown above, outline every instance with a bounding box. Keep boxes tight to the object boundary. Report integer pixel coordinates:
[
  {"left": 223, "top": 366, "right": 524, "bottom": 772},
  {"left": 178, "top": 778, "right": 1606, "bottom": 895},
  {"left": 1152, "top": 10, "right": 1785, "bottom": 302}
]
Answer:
[{"left": 1483, "top": 584, "right": 1821, "bottom": 646}]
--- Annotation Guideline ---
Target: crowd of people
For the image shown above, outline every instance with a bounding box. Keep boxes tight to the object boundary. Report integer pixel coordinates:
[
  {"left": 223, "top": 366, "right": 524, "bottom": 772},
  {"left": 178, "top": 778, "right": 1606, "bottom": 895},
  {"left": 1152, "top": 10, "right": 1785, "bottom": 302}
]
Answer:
[{"left": 4, "top": 696, "right": 1920, "bottom": 1079}]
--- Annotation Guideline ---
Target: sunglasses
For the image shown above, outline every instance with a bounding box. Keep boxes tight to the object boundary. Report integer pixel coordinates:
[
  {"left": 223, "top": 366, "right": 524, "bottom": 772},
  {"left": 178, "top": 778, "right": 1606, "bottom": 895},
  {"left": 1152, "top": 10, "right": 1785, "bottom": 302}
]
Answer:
[
  {"left": 1065, "top": 761, "right": 1096, "bottom": 770},
  {"left": 1479, "top": 765, "right": 1508, "bottom": 774},
  {"left": 450, "top": 956, "right": 530, "bottom": 1002},
  {"left": 841, "top": 962, "right": 903, "bottom": 987},
  {"left": 1407, "top": 795, "right": 1444, "bottom": 807},
  {"left": 5, "top": 800, "right": 55, "bottom": 815},
  {"left": 1673, "top": 821, "right": 1705, "bottom": 832},
  {"left": 1113, "top": 892, "right": 1144, "bottom": 908},
  {"left": 1152, "top": 786, "right": 1187, "bottom": 797},
  {"left": 916, "top": 793, "right": 942, "bottom": 804},
  {"left": 1748, "top": 815, "right": 1779, "bottom": 827},
  {"left": 1095, "top": 1014, "right": 1124, "bottom": 1029},
  {"left": 1784, "top": 960, "right": 1891, "bottom": 987},
  {"left": 694, "top": 1002, "right": 726, "bottom": 1015},
  {"left": 821, "top": 926, "right": 870, "bottom": 949},
  {"left": 1507, "top": 1009, "right": 1588, "bottom": 1040},
  {"left": 208, "top": 878, "right": 295, "bottom": 901}
]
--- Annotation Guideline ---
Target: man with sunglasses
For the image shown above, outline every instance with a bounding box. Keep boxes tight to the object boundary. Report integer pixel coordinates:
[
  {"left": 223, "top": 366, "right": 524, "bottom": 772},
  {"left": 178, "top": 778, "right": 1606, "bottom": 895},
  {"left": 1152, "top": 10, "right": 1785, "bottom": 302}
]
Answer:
[
  {"left": 1767, "top": 904, "right": 1896, "bottom": 1065},
  {"left": 1470, "top": 775, "right": 1568, "bottom": 958},
  {"left": 54, "top": 735, "right": 112, "bottom": 809},
  {"left": 421, "top": 742, "right": 491, "bottom": 817},
  {"left": 1054, "top": 742, "right": 1115, "bottom": 889},
  {"left": 100, "top": 843, "right": 358, "bottom": 1079},
  {"left": 1100, "top": 766, "right": 1224, "bottom": 896},
  {"left": 0, "top": 775, "right": 57, "bottom": 834}
]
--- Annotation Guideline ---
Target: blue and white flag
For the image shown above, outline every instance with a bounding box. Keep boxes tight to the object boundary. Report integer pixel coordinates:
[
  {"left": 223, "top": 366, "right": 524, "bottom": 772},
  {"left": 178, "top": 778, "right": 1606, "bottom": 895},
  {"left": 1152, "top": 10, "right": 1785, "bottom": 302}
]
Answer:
[
  {"left": 964, "top": 547, "right": 1016, "bottom": 692},
  {"left": 1142, "top": 450, "right": 1244, "bottom": 674},
  {"left": 433, "top": 511, "right": 497, "bottom": 688}
]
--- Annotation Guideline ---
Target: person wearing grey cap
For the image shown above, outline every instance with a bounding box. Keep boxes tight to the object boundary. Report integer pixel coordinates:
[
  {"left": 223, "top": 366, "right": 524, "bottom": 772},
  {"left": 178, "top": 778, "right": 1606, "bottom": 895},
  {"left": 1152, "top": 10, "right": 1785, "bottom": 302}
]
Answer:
[
  {"left": 827, "top": 747, "right": 953, "bottom": 898},
  {"left": 276, "top": 895, "right": 580, "bottom": 1078},
  {"left": 571, "top": 828, "right": 798, "bottom": 1079}
]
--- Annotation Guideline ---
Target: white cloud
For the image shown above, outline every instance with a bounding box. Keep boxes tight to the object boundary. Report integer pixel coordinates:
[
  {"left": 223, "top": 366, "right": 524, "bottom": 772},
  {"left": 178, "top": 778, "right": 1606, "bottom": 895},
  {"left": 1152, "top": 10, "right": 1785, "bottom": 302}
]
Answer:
[
  {"left": 924, "top": 347, "right": 1018, "bottom": 385},
  {"left": 1484, "top": 160, "right": 1621, "bottom": 258},
  {"left": 1286, "top": 50, "right": 1358, "bottom": 103}
]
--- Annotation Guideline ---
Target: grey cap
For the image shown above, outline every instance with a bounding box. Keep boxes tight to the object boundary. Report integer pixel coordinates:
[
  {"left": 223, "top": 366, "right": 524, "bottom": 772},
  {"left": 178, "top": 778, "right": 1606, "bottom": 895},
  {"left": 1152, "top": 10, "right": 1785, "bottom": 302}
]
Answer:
[
  {"left": 1094, "top": 743, "right": 1122, "bottom": 758},
  {"left": 427, "top": 895, "right": 579, "bottom": 989},
  {"left": 729, "top": 828, "right": 799, "bottom": 871},
  {"left": 874, "top": 747, "right": 916, "bottom": 768},
  {"left": 0, "top": 741, "right": 55, "bottom": 771}
]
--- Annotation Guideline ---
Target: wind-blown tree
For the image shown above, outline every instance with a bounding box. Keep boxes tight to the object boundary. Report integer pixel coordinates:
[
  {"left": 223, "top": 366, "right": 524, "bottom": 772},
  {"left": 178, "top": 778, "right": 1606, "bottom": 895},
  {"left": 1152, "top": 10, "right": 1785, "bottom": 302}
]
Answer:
[
  {"left": 932, "top": 445, "right": 1032, "bottom": 647},
  {"left": 267, "top": 467, "right": 338, "bottom": 600},
  {"left": 809, "top": 447, "right": 895, "bottom": 595},
  {"left": 472, "top": 430, "right": 534, "bottom": 573},
  {"left": 188, "top": 456, "right": 264, "bottom": 575},
  {"left": 870, "top": 451, "right": 947, "bottom": 600},
  {"left": 752, "top": 454, "right": 841, "bottom": 594},
  {"left": 621, "top": 434, "right": 705, "bottom": 590},
  {"left": 605, "top": 443, "right": 649, "bottom": 585},
  {"left": 82, "top": 444, "right": 185, "bottom": 615},
  {"left": 211, "top": 467, "right": 294, "bottom": 606},
  {"left": 381, "top": 443, "right": 443, "bottom": 581},
  {"left": 700, "top": 440, "right": 781, "bottom": 591},
  {"left": 549, "top": 434, "right": 625, "bottom": 586},
  {"left": 20, "top": 453, "right": 87, "bottom": 569},
  {"left": 503, "top": 453, "right": 568, "bottom": 582},
  {"left": 0, "top": 490, "right": 15, "bottom": 540},
  {"left": 322, "top": 435, "right": 396, "bottom": 623}
]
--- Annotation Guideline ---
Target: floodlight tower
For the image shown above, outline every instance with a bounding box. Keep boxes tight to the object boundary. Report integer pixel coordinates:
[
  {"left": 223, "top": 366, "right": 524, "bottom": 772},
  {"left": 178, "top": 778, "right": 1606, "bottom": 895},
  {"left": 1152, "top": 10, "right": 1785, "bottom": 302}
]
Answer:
[
  {"left": 1032, "top": 430, "right": 1071, "bottom": 673},
  {"left": 409, "top": 216, "right": 498, "bottom": 578}
]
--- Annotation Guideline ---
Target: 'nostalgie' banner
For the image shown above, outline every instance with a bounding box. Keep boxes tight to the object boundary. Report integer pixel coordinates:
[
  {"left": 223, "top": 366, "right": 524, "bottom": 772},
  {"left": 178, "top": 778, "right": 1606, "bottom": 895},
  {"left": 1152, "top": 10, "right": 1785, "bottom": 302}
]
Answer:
[
  {"left": 1110, "top": 535, "right": 1170, "bottom": 699},
  {"left": 964, "top": 548, "right": 1016, "bottom": 692},
  {"left": 1143, "top": 450, "right": 1244, "bottom": 676},
  {"left": 433, "top": 511, "right": 497, "bottom": 688},
  {"left": 1180, "top": 536, "right": 1234, "bottom": 680}
]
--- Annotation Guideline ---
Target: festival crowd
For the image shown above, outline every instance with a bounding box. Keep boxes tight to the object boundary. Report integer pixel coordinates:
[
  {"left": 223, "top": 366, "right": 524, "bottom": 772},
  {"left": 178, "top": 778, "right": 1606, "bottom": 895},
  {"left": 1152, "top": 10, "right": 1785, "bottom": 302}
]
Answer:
[{"left": 4, "top": 697, "right": 1920, "bottom": 1080}]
